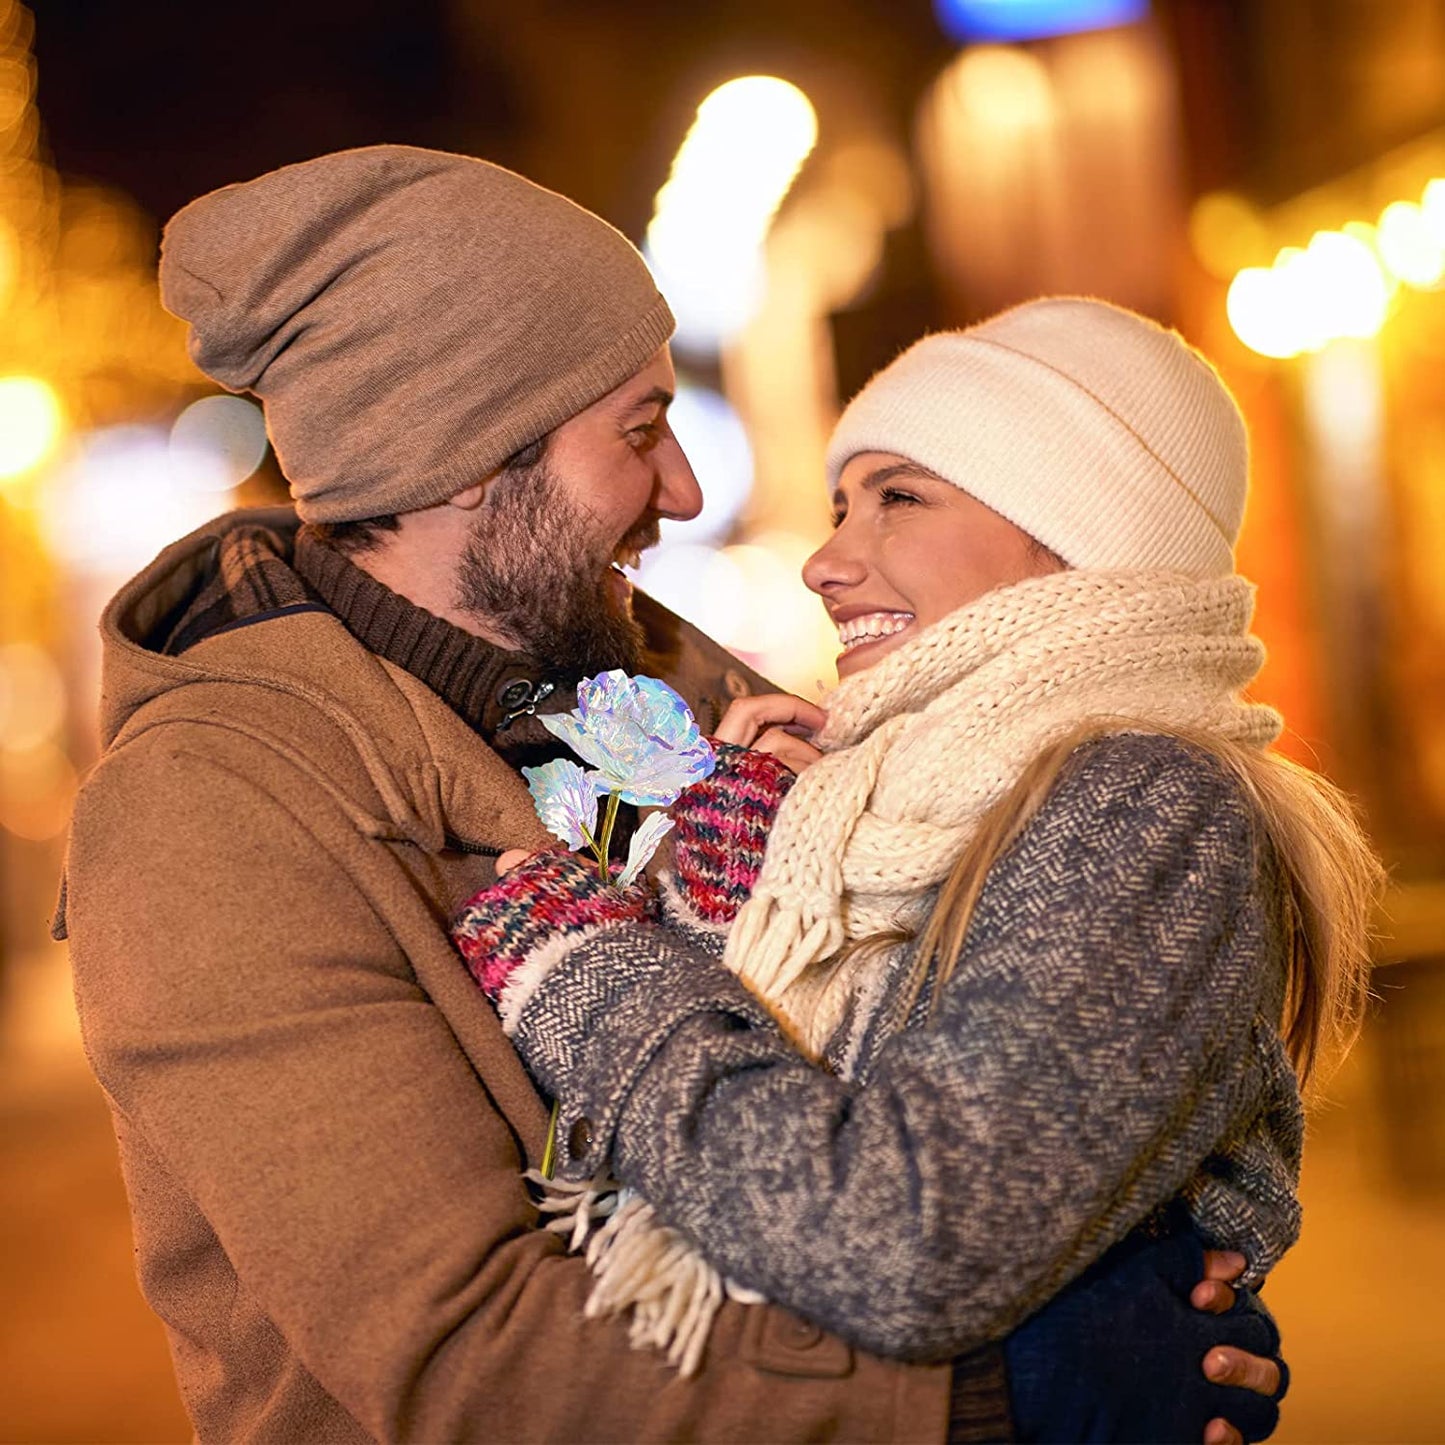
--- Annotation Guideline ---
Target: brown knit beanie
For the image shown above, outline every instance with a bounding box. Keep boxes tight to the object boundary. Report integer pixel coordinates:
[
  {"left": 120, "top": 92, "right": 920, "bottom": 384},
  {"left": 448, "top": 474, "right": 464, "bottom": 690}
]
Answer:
[{"left": 159, "top": 145, "right": 675, "bottom": 522}]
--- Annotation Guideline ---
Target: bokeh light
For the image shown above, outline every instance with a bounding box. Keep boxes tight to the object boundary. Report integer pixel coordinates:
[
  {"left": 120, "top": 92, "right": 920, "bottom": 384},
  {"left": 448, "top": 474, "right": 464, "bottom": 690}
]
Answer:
[
  {"left": 0, "top": 641, "right": 66, "bottom": 752},
  {"left": 1376, "top": 201, "right": 1445, "bottom": 289},
  {"left": 933, "top": 0, "right": 1148, "bottom": 44},
  {"left": 654, "top": 384, "right": 753, "bottom": 546},
  {"left": 0, "top": 740, "right": 78, "bottom": 842},
  {"left": 0, "top": 375, "right": 64, "bottom": 482},
  {"left": 168, "top": 395, "right": 269, "bottom": 494},
  {"left": 41, "top": 425, "right": 233, "bottom": 574},
  {"left": 645, "top": 76, "right": 818, "bottom": 351},
  {"left": 1189, "top": 191, "right": 1273, "bottom": 280},
  {"left": 0, "top": 215, "right": 19, "bottom": 310},
  {"left": 1227, "top": 230, "right": 1391, "bottom": 358}
]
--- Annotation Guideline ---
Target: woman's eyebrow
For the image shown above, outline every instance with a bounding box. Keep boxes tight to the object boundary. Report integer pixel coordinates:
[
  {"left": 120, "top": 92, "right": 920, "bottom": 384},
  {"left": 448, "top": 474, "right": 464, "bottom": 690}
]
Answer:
[
  {"left": 830, "top": 462, "right": 942, "bottom": 511},
  {"left": 861, "top": 462, "right": 942, "bottom": 491}
]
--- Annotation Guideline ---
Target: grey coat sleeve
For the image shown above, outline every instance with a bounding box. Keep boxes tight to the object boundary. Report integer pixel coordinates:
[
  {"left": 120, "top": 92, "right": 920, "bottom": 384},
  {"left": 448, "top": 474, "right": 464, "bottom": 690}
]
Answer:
[{"left": 509, "top": 735, "right": 1295, "bottom": 1361}]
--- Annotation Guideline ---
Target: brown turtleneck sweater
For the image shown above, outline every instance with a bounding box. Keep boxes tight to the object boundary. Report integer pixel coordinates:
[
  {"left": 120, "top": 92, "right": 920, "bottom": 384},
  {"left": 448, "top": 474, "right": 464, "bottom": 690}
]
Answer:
[{"left": 161, "top": 517, "right": 573, "bottom": 768}]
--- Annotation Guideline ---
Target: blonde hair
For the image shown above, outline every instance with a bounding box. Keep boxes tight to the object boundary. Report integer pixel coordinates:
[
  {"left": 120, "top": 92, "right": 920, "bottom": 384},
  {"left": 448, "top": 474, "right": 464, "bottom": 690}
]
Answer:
[{"left": 892, "top": 720, "right": 1383, "bottom": 1093}]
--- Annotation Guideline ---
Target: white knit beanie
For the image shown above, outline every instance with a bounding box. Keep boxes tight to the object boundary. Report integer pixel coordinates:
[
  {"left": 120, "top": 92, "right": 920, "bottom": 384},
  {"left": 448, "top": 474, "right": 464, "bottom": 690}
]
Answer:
[{"left": 824, "top": 297, "right": 1248, "bottom": 578}]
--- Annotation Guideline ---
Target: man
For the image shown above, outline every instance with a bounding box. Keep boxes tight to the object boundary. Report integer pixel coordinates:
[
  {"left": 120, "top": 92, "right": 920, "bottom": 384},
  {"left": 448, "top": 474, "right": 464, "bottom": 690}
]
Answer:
[{"left": 58, "top": 146, "right": 1283, "bottom": 1442}]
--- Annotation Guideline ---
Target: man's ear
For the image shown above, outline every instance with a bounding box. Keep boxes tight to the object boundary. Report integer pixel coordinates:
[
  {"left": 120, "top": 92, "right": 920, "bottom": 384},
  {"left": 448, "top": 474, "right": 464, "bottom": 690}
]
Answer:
[{"left": 447, "top": 480, "right": 487, "bottom": 511}]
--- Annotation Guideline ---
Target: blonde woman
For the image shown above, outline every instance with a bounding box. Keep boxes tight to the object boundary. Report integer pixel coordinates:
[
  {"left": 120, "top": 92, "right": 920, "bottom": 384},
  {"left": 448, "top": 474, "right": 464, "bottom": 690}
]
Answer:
[{"left": 453, "top": 298, "right": 1380, "bottom": 1441}]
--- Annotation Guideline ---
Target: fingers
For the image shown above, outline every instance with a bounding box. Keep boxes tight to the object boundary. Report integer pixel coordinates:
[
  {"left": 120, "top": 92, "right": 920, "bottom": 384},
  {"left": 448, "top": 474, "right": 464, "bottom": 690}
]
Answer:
[
  {"left": 1202, "top": 1249, "right": 1248, "bottom": 1282},
  {"left": 751, "top": 727, "right": 825, "bottom": 775},
  {"left": 1203, "top": 1419, "right": 1243, "bottom": 1445},
  {"left": 1204, "top": 1346, "right": 1282, "bottom": 1398},
  {"left": 495, "top": 849, "right": 537, "bottom": 877},
  {"left": 714, "top": 693, "right": 828, "bottom": 748},
  {"left": 1190, "top": 1278, "right": 1237, "bottom": 1314}
]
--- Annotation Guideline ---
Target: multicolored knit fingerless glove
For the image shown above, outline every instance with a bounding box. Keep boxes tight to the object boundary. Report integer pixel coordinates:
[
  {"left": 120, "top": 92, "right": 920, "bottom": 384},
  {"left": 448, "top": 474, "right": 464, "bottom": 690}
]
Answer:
[
  {"left": 661, "top": 741, "right": 796, "bottom": 945},
  {"left": 452, "top": 849, "right": 657, "bottom": 1020}
]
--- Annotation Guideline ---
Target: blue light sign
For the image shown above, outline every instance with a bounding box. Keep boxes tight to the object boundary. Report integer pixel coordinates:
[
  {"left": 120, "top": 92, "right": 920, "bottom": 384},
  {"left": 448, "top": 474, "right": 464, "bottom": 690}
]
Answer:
[{"left": 933, "top": 0, "right": 1149, "bottom": 44}]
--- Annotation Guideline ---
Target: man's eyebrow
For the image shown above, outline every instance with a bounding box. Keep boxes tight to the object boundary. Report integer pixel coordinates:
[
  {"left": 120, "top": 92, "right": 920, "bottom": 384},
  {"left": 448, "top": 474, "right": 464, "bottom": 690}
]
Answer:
[{"left": 617, "top": 386, "right": 674, "bottom": 420}]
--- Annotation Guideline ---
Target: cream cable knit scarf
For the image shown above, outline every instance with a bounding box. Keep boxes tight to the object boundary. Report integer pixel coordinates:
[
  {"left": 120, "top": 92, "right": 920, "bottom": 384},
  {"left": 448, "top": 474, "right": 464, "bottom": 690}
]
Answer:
[{"left": 546, "top": 569, "right": 1282, "bottom": 1374}]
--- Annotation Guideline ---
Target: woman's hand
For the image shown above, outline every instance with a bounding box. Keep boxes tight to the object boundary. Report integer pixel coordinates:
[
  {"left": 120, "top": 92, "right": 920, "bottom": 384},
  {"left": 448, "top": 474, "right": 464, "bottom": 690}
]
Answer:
[
  {"left": 451, "top": 849, "right": 655, "bottom": 1005},
  {"left": 714, "top": 693, "right": 827, "bottom": 775}
]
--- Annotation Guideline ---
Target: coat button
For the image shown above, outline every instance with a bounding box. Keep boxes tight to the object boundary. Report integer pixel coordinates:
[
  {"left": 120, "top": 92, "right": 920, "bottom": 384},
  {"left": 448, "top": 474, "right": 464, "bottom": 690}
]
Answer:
[
  {"left": 497, "top": 678, "right": 534, "bottom": 710},
  {"left": 567, "top": 1116, "right": 595, "bottom": 1160}
]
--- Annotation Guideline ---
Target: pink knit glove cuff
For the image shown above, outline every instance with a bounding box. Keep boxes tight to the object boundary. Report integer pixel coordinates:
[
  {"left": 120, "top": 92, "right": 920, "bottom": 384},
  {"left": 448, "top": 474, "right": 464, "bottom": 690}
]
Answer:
[
  {"left": 451, "top": 849, "right": 656, "bottom": 1006},
  {"left": 665, "top": 740, "right": 796, "bottom": 931}
]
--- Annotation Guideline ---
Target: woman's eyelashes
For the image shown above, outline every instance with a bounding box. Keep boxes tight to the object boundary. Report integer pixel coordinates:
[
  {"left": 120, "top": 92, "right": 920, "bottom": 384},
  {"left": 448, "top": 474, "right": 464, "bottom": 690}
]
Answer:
[
  {"left": 877, "top": 485, "right": 922, "bottom": 508},
  {"left": 830, "top": 486, "right": 924, "bottom": 529}
]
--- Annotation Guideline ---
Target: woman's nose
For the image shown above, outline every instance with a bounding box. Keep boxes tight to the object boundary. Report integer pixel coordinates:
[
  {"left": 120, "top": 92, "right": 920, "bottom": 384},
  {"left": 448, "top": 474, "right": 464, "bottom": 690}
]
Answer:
[{"left": 802, "top": 524, "right": 867, "bottom": 595}]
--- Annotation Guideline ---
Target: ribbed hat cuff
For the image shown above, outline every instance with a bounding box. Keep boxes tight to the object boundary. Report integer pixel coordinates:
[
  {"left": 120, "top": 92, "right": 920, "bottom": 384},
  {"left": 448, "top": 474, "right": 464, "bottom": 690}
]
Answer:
[
  {"left": 296, "top": 295, "right": 677, "bottom": 523},
  {"left": 825, "top": 338, "right": 1235, "bottom": 579}
]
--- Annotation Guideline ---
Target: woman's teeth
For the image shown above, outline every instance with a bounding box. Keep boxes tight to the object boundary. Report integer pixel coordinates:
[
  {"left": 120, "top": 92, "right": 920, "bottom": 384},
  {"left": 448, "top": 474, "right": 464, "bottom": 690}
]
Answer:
[{"left": 837, "top": 612, "right": 914, "bottom": 651}]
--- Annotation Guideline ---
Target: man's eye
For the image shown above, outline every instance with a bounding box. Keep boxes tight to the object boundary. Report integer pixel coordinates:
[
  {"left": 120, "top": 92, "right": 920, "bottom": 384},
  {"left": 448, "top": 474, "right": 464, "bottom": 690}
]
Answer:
[
  {"left": 628, "top": 422, "right": 662, "bottom": 450},
  {"left": 829, "top": 510, "right": 845, "bottom": 530}
]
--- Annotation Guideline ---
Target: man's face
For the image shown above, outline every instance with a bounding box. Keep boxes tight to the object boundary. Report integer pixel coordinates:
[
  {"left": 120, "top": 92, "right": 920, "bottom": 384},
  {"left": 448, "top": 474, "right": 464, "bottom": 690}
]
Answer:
[{"left": 455, "top": 347, "right": 702, "bottom": 677}]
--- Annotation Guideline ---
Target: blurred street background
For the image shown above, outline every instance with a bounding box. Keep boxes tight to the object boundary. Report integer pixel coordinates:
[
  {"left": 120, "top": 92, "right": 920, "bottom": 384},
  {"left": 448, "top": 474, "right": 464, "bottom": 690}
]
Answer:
[{"left": 2, "top": 0, "right": 1444, "bottom": 1439}]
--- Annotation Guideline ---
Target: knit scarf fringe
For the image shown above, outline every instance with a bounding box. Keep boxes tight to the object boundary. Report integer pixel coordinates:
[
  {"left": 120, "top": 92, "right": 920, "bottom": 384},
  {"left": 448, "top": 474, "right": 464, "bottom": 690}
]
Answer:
[{"left": 534, "top": 568, "right": 1281, "bottom": 1374}]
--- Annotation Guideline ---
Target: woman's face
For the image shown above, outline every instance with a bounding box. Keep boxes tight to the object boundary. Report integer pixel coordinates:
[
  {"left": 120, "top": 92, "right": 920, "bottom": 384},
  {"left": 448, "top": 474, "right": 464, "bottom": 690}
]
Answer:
[{"left": 803, "top": 451, "right": 1065, "bottom": 679}]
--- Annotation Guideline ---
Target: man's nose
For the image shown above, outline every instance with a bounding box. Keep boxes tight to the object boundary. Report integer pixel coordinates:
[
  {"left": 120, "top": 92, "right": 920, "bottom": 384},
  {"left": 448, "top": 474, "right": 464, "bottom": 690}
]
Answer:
[{"left": 656, "top": 443, "right": 703, "bottom": 522}]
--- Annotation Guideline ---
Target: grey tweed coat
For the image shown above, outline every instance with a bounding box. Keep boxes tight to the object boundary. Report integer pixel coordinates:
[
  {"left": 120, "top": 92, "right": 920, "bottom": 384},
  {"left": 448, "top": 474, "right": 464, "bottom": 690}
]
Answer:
[{"left": 509, "top": 733, "right": 1304, "bottom": 1361}]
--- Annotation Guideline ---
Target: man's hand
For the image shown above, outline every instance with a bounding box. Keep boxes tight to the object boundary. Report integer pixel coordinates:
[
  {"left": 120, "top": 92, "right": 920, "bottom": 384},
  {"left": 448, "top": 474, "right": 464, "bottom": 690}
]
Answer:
[
  {"left": 1196, "top": 1250, "right": 1285, "bottom": 1444},
  {"left": 1003, "top": 1229, "right": 1287, "bottom": 1444},
  {"left": 713, "top": 693, "right": 826, "bottom": 775}
]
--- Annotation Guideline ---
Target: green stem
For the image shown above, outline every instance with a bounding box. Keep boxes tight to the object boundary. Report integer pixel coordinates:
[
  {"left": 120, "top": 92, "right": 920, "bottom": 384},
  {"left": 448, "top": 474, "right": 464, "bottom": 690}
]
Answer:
[
  {"left": 540, "top": 1098, "right": 560, "bottom": 1180},
  {"left": 596, "top": 791, "right": 622, "bottom": 883}
]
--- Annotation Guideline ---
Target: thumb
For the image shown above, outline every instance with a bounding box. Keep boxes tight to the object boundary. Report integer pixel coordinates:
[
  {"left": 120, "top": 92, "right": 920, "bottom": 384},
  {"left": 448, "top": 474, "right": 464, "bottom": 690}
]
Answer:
[{"left": 496, "top": 848, "right": 537, "bottom": 876}]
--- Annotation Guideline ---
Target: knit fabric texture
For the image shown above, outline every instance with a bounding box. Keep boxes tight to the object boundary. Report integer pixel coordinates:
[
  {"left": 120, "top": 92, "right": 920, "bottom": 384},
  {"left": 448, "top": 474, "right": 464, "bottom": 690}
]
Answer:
[
  {"left": 453, "top": 849, "right": 654, "bottom": 1005},
  {"left": 661, "top": 741, "right": 797, "bottom": 938},
  {"left": 726, "top": 567, "right": 1281, "bottom": 1054},
  {"left": 825, "top": 298, "right": 1248, "bottom": 578},
  {"left": 473, "top": 570, "right": 1291, "bottom": 1378},
  {"left": 506, "top": 734, "right": 1303, "bottom": 1367},
  {"left": 160, "top": 145, "right": 675, "bottom": 522}
]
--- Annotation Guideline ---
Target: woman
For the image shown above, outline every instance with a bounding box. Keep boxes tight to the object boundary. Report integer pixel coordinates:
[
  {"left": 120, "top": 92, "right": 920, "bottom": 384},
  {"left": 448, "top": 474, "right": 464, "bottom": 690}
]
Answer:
[{"left": 452, "top": 298, "right": 1380, "bottom": 1436}]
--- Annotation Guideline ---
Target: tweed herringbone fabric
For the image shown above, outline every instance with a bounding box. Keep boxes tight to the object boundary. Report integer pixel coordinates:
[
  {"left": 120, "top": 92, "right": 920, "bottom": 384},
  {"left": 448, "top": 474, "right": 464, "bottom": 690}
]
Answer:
[
  {"left": 506, "top": 735, "right": 1301, "bottom": 1372},
  {"left": 727, "top": 568, "right": 1281, "bottom": 1054}
]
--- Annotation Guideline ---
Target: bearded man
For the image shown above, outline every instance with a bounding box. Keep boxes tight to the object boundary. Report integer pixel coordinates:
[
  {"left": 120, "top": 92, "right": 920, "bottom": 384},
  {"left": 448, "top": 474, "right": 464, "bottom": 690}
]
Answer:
[{"left": 57, "top": 147, "right": 1285, "bottom": 1443}]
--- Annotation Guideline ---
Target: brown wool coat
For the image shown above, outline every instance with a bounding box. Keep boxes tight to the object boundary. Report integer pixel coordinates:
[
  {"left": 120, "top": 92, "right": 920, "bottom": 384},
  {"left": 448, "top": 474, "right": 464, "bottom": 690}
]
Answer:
[{"left": 58, "top": 514, "right": 954, "bottom": 1444}]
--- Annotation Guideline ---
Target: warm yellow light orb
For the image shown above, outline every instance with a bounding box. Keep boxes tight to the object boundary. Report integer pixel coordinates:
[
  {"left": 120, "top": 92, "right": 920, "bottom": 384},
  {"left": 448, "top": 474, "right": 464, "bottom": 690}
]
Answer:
[
  {"left": 0, "top": 375, "right": 64, "bottom": 480},
  {"left": 1226, "top": 266, "right": 1302, "bottom": 360},
  {"left": 645, "top": 75, "right": 818, "bottom": 348},
  {"left": 1189, "top": 192, "right": 1272, "bottom": 280},
  {"left": 1304, "top": 230, "right": 1391, "bottom": 340},
  {"left": 1377, "top": 200, "right": 1445, "bottom": 288},
  {"left": 0, "top": 218, "right": 19, "bottom": 312}
]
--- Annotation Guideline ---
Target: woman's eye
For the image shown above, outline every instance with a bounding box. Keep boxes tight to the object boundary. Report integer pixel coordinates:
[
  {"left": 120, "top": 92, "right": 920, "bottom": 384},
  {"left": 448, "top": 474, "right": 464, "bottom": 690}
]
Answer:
[{"left": 878, "top": 486, "right": 921, "bottom": 506}]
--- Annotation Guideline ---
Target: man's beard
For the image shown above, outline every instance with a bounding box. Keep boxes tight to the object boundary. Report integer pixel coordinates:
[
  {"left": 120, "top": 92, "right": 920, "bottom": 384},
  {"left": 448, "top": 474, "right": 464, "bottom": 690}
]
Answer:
[{"left": 455, "top": 453, "right": 653, "bottom": 679}]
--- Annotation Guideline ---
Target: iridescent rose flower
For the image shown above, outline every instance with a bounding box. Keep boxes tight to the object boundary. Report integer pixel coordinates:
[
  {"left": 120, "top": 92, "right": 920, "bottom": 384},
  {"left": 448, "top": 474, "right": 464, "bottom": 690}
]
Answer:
[
  {"left": 541, "top": 670, "right": 715, "bottom": 807},
  {"left": 522, "top": 758, "right": 600, "bottom": 851},
  {"left": 617, "top": 810, "right": 675, "bottom": 888}
]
